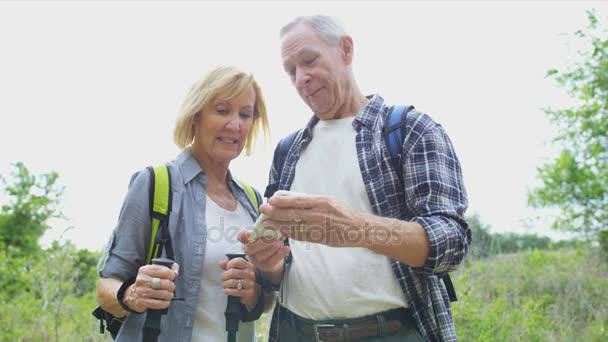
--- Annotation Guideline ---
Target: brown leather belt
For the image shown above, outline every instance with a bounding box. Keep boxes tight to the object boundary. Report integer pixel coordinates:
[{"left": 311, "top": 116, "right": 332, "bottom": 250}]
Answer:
[{"left": 280, "top": 306, "right": 411, "bottom": 342}]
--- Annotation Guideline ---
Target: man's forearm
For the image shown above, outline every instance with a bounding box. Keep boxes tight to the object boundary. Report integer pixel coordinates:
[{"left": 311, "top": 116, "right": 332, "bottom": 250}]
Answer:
[{"left": 358, "top": 214, "right": 429, "bottom": 267}]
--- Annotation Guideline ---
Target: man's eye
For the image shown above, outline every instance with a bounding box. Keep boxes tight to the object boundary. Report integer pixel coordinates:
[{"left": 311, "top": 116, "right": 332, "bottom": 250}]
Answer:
[{"left": 305, "top": 56, "right": 317, "bottom": 65}]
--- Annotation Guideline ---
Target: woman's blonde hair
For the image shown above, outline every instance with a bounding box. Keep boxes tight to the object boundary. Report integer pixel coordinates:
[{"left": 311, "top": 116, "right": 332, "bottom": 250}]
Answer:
[{"left": 173, "top": 65, "right": 269, "bottom": 155}]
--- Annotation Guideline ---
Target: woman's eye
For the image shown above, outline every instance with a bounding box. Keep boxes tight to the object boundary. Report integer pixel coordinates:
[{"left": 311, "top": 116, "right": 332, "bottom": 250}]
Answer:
[
  {"left": 240, "top": 112, "right": 253, "bottom": 119},
  {"left": 216, "top": 107, "right": 228, "bottom": 114}
]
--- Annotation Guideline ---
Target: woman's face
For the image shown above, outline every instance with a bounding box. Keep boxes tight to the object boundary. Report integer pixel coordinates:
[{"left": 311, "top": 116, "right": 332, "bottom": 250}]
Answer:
[{"left": 193, "top": 86, "right": 256, "bottom": 165}]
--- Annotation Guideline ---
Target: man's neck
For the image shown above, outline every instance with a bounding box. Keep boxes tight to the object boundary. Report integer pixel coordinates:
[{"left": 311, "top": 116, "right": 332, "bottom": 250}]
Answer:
[{"left": 324, "top": 87, "right": 368, "bottom": 120}]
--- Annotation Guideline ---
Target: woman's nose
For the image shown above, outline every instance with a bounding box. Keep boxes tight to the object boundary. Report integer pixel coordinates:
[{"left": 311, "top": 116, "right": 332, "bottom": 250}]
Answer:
[{"left": 226, "top": 114, "right": 240, "bottom": 130}]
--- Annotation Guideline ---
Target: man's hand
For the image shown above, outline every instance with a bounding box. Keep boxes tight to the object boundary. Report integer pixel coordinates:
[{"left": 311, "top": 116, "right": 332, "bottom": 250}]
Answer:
[
  {"left": 259, "top": 193, "right": 367, "bottom": 248},
  {"left": 259, "top": 192, "right": 430, "bottom": 266}
]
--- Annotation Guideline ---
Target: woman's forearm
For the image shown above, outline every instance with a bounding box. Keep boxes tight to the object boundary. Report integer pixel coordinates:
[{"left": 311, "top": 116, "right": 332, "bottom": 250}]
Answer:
[{"left": 97, "top": 277, "right": 129, "bottom": 318}]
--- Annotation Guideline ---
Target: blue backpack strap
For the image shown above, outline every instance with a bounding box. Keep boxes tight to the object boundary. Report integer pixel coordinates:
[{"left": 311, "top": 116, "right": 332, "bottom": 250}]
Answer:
[
  {"left": 264, "top": 129, "right": 300, "bottom": 198},
  {"left": 384, "top": 105, "right": 458, "bottom": 302},
  {"left": 384, "top": 105, "right": 414, "bottom": 174},
  {"left": 263, "top": 130, "right": 301, "bottom": 275}
]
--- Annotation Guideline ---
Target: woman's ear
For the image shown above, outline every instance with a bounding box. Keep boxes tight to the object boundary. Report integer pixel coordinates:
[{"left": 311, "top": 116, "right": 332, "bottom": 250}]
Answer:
[{"left": 192, "top": 112, "right": 201, "bottom": 136}]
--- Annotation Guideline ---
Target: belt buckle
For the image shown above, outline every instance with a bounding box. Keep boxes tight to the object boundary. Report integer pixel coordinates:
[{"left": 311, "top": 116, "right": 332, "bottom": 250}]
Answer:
[{"left": 312, "top": 323, "right": 335, "bottom": 342}]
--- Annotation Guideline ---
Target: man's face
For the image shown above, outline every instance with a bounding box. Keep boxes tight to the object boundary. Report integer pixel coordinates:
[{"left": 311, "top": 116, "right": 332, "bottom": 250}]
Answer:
[{"left": 281, "top": 23, "right": 348, "bottom": 120}]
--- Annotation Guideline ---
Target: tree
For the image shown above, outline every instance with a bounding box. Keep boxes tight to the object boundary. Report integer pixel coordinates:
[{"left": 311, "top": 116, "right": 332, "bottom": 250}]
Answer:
[
  {"left": 0, "top": 162, "right": 64, "bottom": 255},
  {"left": 467, "top": 214, "right": 496, "bottom": 259},
  {"left": 529, "top": 10, "right": 608, "bottom": 241}
]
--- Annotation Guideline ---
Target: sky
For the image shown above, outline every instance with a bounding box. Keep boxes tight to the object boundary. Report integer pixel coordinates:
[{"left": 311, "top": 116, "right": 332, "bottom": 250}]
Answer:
[{"left": 1, "top": 1, "right": 605, "bottom": 252}]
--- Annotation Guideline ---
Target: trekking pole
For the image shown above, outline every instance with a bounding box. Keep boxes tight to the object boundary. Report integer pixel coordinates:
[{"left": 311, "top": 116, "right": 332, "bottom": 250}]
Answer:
[
  {"left": 142, "top": 257, "right": 174, "bottom": 342},
  {"left": 225, "top": 253, "right": 246, "bottom": 342}
]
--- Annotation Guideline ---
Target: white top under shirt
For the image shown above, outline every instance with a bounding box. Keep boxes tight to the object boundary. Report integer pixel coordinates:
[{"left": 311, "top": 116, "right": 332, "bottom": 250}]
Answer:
[
  {"left": 283, "top": 116, "right": 408, "bottom": 320},
  {"left": 191, "top": 196, "right": 255, "bottom": 342}
]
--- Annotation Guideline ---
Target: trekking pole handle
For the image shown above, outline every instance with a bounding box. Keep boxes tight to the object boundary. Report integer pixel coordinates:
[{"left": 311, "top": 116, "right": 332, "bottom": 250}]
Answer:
[{"left": 151, "top": 257, "right": 174, "bottom": 269}]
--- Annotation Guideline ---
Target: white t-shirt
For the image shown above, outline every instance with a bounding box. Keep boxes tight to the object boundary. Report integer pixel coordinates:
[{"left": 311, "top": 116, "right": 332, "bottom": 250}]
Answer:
[
  {"left": 191, "top": 196, "right": 255, "bottom": 341},
  {"left": 282, "top": 117, "right": 408, "bottom": 320}
]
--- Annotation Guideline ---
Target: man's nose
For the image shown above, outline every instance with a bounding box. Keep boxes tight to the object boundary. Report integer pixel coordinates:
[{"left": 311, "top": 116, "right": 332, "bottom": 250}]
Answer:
[{"left": 295, "top": 68, "right": 310, "bottom": 88}]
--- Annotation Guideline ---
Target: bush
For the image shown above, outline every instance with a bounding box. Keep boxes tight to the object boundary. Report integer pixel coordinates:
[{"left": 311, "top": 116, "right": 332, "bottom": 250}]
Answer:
[{"left": 453, "top": 248, "right": 608, "bottom": 341}]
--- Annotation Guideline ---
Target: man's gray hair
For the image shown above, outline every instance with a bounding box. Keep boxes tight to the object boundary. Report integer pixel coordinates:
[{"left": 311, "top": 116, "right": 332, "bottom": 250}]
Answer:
[{"left": 280, "top": 15, "right": 348, "bottom": 45}]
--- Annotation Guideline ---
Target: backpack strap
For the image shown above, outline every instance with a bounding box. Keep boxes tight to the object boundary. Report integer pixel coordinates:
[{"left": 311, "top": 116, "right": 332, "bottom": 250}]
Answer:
[
  {"left": 145, "top": 165, "right": 173, "bottom": 264},
  {"left": 237, "top": 179, "right": 261, "bottom": 215},
  {"left": 383, "top": 105, "right": 458, "bottom": 303},
  {"left": 440, "top": 273, "right": 457, "bottom": 302},
  {"left": 93, "top": 165, "right": 174, "bottom": 338},
  {"left": 383, "top": 105, "right": 414, "bottom": 175},
  {"left": 264, "top": 129, "right": 300, "bottom": 198}
]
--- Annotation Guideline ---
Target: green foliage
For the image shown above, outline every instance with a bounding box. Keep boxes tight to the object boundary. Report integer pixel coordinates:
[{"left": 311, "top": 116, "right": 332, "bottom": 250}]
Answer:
[
  {"left": 467, "top": 214, "right": 495, "bottom": 259},
  {"left": 0, "top": 241, "right": 103, "bottom": 342},
  {"left": 466, "top": 214, "right": 578, "bottom": 260},
  {"left": 0, "top": 162, "right": 64, "bottom": 256},
  {"left": 0, "top": 242, "right": 32, "bottom": 300},
  {"left": 256, "top": 307, "right": 274, "bottom": 341},
  {"left": 47, "top": 241, "right": 100, "bottom": 296},
  {"left": 529, "top": 10, "right": 608, "bottom": 238},
  {"left": 453, "top": 248, "right": 608, "bottom": 341}
]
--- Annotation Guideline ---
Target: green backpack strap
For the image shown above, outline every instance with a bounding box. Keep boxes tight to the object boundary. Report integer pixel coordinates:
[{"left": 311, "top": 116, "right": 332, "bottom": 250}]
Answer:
[
  {"left": 145, "top": 165, "right": 172, "bottom": 264},
  {"left": 237, "top": 179, "right": 261, "bottom": 215}
]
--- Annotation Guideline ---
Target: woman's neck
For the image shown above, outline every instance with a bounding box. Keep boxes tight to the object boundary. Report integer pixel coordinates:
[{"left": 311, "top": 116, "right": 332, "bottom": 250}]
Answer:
[{"left": 189, "top": 147, "right": 236, "bottom": 210}]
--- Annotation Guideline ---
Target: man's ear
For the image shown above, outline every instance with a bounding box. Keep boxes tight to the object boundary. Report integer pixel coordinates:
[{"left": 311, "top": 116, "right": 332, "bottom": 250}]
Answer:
[{"left": 340, "top": 36, "right": 354, "bottom": 64}]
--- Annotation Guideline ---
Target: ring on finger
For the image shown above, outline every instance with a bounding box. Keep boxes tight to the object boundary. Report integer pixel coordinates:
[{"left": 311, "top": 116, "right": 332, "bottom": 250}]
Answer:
[
  {"left": 151, "top": 277, "right": 161, "bottom": 290},
  {"left": 127, "top": 285, "right": 138, "bottom": 302},
  {"left": 237, "top": 279, "right": 244, "bottom": 291}
]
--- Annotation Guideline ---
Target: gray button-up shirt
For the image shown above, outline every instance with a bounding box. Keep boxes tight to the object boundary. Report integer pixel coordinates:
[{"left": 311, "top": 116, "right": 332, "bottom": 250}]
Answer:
[{"left": 98, "top": 150, "right": 260, "bottom": 342}]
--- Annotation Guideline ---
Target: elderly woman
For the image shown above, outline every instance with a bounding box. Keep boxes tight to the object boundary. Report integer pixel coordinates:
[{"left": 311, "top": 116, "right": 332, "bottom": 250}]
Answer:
[{"left": 96, "top": 65, "right": 271, "bottom": 341}]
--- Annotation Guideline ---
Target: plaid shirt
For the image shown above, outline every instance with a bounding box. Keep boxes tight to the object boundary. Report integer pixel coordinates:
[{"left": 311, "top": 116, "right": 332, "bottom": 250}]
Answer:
[{"left": 266, "top": 94, "right": 470, "bottom": 342}]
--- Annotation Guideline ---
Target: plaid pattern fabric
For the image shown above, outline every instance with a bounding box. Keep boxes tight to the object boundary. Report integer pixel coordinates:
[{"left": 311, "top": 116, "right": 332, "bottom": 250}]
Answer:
[{"left": 267, "top": 94, "right": 470, "bottom": 342}]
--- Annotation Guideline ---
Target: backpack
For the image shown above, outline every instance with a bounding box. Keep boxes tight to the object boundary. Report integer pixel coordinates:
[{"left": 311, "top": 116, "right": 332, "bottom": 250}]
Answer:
[
  {"left": 265, "top": 105, "right": 457, "bottom": 302},
  {"left": 93, "top": 165, "right": 262, "bottom": 339}
]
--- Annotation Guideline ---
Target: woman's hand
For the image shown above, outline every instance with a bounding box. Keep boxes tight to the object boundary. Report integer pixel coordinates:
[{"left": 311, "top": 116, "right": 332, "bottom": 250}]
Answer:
[
  {"left": 238, "top": 230, "right": 289, "bottom": 287},
  {"left": 124, "top": 263, "right": 180, "bottom": 313},
  {"left": 220, "top": 257, "right": 260, "bottom": 309}
]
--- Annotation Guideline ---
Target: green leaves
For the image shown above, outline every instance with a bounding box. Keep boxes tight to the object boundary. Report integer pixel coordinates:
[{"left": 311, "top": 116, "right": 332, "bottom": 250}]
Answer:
[
  {"left": 0, "top": 164, "right": 102, "bottom": 341},
  {"left": 530, "top": 11, "right": 608, "bottom": 239},
  {"left": 0, "top": 162, "right": 64, "bottom": 256},
  {"left": 453, "top": 247, "right": 608, "bottom": 341}
]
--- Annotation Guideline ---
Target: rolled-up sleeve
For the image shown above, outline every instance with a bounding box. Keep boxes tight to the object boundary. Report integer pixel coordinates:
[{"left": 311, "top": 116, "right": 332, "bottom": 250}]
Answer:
[
  {"left": 404, "top": 124, "right": 470, "bottom": 274},
  {"left": 98, "top": 170, "right": 152, "bottom": 280}
]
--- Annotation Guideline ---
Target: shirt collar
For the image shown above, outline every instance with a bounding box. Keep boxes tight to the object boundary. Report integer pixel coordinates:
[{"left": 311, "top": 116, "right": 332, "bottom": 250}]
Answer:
[
  {"left": 176, "top": 149, "right": 203, "bottom": 185},
  {"left": 353, "top": 94, "right": 385, "bottom": 129},
  {"left": 301, "top": 94, "right": 385, "bottom": 136},
  {"left": 176, "top": 149, "right": 238, "bottom": 186}
]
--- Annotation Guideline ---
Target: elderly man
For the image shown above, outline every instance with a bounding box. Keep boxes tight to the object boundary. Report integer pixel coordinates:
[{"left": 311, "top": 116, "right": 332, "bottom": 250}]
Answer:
[{"left": 242, "top": 15, "right": 470, "bottom": 342}]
